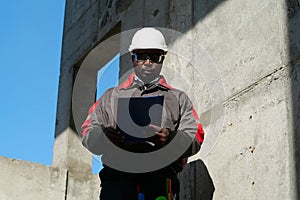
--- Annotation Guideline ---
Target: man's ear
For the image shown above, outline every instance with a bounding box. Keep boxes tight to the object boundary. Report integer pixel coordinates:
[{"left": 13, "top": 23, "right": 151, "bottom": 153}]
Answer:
[
  {"left": 131, "top": 54, "right": 136, "bottom": 63},
  {"left": 130, "top": 51, "right": 135, "bottom": 63},
  {"left": 160, "top": 55, "right": 165, "bottom": 64},
  {"left": 129, "top": 51, "right": 134, "bottom": 62},
  {"left": 130, "top": 52, "right": 136, "bottom": 63}
]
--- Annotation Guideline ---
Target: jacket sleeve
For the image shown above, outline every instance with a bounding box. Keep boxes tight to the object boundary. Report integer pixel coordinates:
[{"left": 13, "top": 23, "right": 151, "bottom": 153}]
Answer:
[
  {"left": 174, "top": 92, "right": 204, "bottom": 158},
  {"left": 81, "top": 95, "right": 108, "bottom": 155}
]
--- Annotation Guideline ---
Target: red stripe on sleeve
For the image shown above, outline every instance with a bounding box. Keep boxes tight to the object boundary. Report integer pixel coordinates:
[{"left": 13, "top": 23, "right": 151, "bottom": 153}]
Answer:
[
  {"left": 81, "top": 119, "right": 91, "bottom": 136},
  {"left": 196, "top": 123, "right": 204, "bottom": 143},
  {"left": 192, "top": 107, "right": 205, "bottom": 144},
  {"left": 192, "top": 107, "right": 199, "bottom": 120},
  {"left": 88, "top": 98, "right": 101, "bottom": 115},
  {"left": 81, "top": 98, "right": 101, "bottom": 137}
]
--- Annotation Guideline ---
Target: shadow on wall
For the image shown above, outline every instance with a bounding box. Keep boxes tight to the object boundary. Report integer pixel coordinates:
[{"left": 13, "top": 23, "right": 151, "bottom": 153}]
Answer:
[
  {"left": 287, "top": 0, "right": 300, "bottom": 199},
  {"left": 192, "top": 0, "right": 225, "bottom": 26},
  {"left": 179, "top": 160, "right": 215, "bottom": 200},
  {"left": 175, "top": 1, "right": 223, "bottom": 199}
]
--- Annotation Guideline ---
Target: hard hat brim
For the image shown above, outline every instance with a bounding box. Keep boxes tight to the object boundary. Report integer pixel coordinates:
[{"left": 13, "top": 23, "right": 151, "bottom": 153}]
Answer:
[{"left": 128, "top": 45, "right": 168, "bottom": 52}]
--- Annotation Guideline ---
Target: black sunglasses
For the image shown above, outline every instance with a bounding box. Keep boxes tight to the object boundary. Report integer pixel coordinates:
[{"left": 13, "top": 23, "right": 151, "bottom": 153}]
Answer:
[{"left": 132, "top": 53, "right": 165, "bottom": 64}]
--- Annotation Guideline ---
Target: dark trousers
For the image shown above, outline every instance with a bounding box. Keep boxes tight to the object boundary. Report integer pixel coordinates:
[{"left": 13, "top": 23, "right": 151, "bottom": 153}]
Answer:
[{"left": 99, "top": 178, "right": 179, "bottom": 200}]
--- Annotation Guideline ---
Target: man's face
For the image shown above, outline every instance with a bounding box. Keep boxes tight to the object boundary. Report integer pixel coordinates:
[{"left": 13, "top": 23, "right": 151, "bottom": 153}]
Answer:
[{"left": 131, "top": 49, "right": 165, "bottom": 83}]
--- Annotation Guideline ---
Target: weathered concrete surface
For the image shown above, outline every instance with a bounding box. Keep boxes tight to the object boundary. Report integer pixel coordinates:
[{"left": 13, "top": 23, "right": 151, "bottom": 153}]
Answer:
[
  {"left": 161, "top": 0, "right": 299, "bottom": 199},
  {"left": 66, "top": 171, "right": 100, "bottom": 200},
  {"left": 53, "top": 128, "right": 92, "bottom": 173},
  {"left": 199, "top": 67, "right": 293, "bottom": 199},
  {"left": 54, "top": 0, "right": 132, "bottom": 174},
  {"left": 164, "top": 0, "right": 288, "bottom": 112},
  {"left": 0, "top": 156, "right": 100, "bottom": 200},
  {"left": 0, "top": 156, "right": 67, "bottom": 200},
  {"left": 183, "top": 0, "right": 298, "bottom": 199},
  {"left": 193, "top": 0, "right": 285, "bottom": 99}
]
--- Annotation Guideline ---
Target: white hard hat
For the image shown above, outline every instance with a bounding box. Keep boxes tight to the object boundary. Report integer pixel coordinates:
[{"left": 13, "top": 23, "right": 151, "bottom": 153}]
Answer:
[{"left": 128, "top": 27, "right": 168, "bottom": 52}]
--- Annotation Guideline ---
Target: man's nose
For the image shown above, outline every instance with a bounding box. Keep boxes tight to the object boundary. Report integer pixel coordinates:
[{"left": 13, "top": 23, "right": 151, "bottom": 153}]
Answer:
[{"left": 144, "top": 58, "right": 152, "bottom": 64}]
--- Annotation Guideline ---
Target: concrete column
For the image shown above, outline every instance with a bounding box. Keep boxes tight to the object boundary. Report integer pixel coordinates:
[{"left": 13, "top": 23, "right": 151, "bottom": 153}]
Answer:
[{"left": 52, "top": 0, "right": 101, "bottom": 173}]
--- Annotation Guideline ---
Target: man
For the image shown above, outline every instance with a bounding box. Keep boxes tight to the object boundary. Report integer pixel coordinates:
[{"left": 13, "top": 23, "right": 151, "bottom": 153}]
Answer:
[{"left": 81, "top": 27, "right": 204, "bottom": 200}]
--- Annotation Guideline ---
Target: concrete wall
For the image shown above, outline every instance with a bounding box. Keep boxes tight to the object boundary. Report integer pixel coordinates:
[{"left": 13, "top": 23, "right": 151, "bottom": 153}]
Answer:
[
  {"left": 169, "top": 0, "right": 298, "bottom": 199},
  {"left": 0, "top": 156, "right": 66, "bottom": 200},
  {"left": 0, "top": 156, "right": 100, "bottom": 200},
  {"left": 173, "top": 0, "right": 299, "bottom": 199},
  {"left": 55, "top": 0, "right": 300, "bottom": 199}
]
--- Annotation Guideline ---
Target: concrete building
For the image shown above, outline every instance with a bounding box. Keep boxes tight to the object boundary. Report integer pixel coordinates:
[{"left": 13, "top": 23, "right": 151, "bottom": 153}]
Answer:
[{"left": 1, "top": 0, "right": 300, "bottom": 199}]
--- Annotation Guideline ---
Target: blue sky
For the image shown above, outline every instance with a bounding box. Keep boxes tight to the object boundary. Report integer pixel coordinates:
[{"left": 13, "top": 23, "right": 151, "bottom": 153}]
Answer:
[
  {"left": 0, "top": 1, "right": 65, "bottom": 166},
  {"left": 0, "top": 0, "right": 120, "bottom": 174},
  {"left": 94, "top": 54, "right": 120, "bottom": 173}
]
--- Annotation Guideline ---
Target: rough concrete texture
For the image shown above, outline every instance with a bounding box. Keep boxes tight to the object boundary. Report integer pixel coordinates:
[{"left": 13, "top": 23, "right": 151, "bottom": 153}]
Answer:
[
  {"left": 201, "top": 67, "right": 293, "bottom": 199},
  {"left": 66, "top": 171, "right": 100, "bottom": 200},
  {"left": 187, "top": 0, "right": 299, "bottom": 199},
  {"left": 0, "top": 156, "right": 67, "bottom": 200},
  {"left": 53, "top": 128, "right": 92, "bottom": 173},
  {"left": 164, "top": 0, "right": 288, "bottom": 111},
  {"left": 0, "top": 156, "right": 100, "bottom": 200},
  {"left": 192, "top": 0, "right": 286, "bottom": 99},
  {"left": 165, "top": 1, "right": 299, "bottom": 199},
  {"left": 53, "top": 0, "right": 134, "bottom": 173}
]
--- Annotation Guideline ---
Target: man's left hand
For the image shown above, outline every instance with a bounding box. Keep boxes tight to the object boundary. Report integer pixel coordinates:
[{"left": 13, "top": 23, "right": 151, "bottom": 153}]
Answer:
[{"left": 148, "top": 124, "right": 170, "bottom": 146}]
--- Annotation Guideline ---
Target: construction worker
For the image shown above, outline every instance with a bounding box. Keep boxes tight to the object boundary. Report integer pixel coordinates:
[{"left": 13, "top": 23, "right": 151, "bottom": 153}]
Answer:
[{"left": 81, "top": 27, "right": 204, "bottom": 200}]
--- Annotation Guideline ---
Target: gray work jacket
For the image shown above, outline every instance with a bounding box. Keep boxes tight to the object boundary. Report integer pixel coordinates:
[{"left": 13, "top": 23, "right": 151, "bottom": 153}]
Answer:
[{"left": 81, "top": 73, "right": 204, "bottom": 174}]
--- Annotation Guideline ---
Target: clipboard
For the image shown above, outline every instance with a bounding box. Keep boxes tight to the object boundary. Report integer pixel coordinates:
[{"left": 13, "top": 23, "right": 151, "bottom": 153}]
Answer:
[{"left": 116, "top": 95, "right": 164, "bottom": 141}]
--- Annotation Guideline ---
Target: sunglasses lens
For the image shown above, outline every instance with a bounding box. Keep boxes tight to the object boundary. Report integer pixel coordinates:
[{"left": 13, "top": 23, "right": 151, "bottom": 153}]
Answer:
[{"left": 135, "top": 53, "right": 161, "bottom": 63}]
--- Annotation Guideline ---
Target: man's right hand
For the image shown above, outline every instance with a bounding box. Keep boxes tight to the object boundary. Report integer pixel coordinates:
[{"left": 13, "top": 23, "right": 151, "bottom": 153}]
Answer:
[
  {"left": 103, "top": 127, "right": 124, "bottom": 145},
  {"left": 103, "top": 127, "right": 157, "bottom": 152}
]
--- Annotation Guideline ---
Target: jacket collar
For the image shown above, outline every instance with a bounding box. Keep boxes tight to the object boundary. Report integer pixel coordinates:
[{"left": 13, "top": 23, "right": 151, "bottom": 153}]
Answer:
[{"left": 119, "top": 73, "right": 174, "bottom": 90}]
